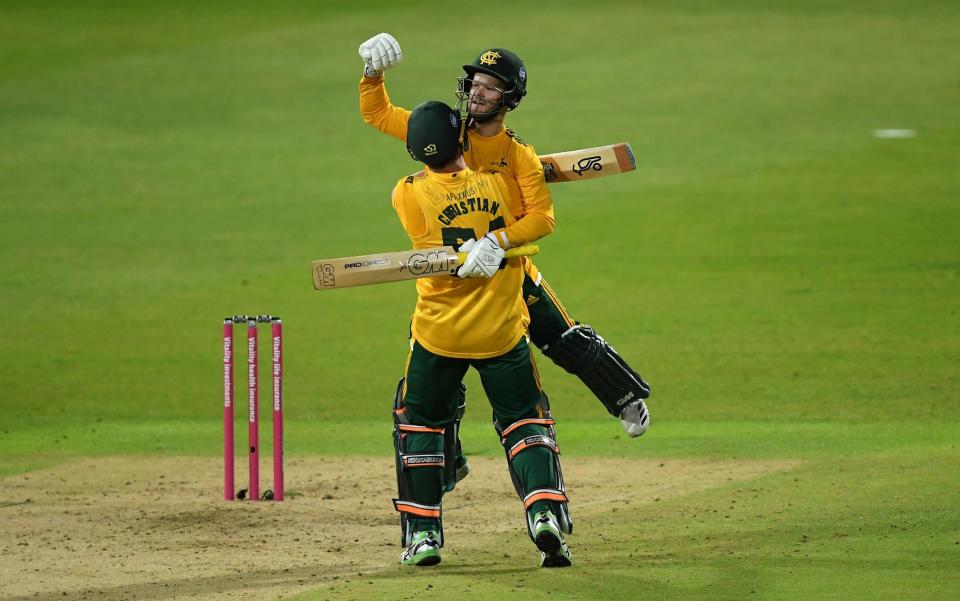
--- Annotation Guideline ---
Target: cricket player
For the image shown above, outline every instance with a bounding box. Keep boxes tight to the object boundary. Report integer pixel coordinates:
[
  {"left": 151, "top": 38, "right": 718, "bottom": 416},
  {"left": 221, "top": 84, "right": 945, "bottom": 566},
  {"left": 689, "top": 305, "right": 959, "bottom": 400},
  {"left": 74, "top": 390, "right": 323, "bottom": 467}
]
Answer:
[
  {"left": 390, "top": 100, "right": 572, "bottom": 568},
  {"left": 358, "top": 34, "right": 651, "bottom": 449}
]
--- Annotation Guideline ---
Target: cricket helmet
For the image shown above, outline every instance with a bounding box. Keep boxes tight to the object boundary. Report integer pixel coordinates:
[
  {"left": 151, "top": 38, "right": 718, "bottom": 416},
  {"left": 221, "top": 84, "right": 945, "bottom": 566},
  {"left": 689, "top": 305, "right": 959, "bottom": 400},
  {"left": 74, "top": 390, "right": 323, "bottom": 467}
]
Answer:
[
  {"left": 459, "top": 47, "right": 527, "bottom": 111},
  {"left": 406, "top": 101, "right": 465, "bottom": 166}
]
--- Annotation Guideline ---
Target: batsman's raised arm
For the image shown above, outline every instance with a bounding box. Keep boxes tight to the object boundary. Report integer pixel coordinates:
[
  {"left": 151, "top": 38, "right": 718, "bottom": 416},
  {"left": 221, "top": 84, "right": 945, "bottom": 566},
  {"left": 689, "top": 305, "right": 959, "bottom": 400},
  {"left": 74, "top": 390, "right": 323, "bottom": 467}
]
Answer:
[{"left": 358, "top": 33, "right": 410, "bottom": 141}]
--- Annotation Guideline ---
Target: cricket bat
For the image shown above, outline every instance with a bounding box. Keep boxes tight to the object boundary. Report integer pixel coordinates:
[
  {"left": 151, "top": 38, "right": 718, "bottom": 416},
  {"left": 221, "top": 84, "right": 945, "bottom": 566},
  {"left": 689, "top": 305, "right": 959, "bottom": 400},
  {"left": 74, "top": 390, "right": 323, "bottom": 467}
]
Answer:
[
  {"left": 538, "top": 142, "right": 635, "bottom": 183},
  {"left": 312, "top": 245, "right": 539, "bottom": 291}
]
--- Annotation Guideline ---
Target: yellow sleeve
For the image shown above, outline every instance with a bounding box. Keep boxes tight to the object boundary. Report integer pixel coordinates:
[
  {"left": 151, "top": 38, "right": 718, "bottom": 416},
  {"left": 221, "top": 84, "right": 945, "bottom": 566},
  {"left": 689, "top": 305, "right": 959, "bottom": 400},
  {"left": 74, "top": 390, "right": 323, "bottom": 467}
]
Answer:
[
  {"left": 391, "top": 176, "right": 429, "bottom": 244},
  {"left": 359, "top": 75, "right": 410, "bottom": 142},
  {"left": 492, "top": 145, "right": 555, "bottom": 247}
]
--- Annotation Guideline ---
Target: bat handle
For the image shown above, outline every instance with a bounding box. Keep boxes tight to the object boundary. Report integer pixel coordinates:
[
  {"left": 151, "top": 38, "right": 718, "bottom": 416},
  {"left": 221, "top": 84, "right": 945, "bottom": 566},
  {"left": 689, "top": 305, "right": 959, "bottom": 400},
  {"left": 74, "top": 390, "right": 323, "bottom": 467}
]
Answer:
[{"left": 456, "top": 244, "right": 539, "bottom": 263}]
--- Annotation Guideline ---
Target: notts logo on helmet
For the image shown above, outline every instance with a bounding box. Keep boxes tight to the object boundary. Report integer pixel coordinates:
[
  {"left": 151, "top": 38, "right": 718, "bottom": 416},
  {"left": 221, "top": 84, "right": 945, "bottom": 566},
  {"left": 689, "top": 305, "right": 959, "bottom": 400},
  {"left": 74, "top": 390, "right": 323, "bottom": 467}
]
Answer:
[
  {"left": 480, "top": 50, "right": 502, "bottom": 65},
  {"left": 519, "top": 66, "right": 526, "bottom": 81},
  {"left": 424, "top": 143, "right": 437, "bottom": 156}
]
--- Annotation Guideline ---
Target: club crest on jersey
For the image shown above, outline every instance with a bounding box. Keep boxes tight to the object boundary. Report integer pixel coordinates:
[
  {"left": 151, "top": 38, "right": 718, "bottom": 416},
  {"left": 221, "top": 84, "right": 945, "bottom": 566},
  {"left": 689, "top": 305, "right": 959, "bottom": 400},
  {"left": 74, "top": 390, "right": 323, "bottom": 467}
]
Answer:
[
  {"left": 424, "top": 144, "right": 438, "bottom": 156},
  {"left": 480, "top": 50, "right": 502, "bottom": 65}
]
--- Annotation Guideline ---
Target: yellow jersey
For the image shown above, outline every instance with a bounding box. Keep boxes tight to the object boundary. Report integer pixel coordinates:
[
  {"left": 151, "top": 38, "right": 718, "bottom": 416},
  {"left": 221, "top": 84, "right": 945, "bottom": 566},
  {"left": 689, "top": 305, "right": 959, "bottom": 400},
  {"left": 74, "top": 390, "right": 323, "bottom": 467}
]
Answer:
[{"left": 392, "top": 166, "right": 533, "bottom": 359}]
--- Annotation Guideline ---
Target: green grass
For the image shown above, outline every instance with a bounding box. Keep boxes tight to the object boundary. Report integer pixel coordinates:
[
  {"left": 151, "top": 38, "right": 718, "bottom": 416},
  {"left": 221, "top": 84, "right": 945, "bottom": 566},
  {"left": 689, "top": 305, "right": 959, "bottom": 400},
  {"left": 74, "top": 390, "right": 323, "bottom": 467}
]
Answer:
[
  {"left": 1, "top": 0, "right": 958, "bottom": 599},
  {"left": 295, "top": 450, "right": 957, "bottom": 601}
]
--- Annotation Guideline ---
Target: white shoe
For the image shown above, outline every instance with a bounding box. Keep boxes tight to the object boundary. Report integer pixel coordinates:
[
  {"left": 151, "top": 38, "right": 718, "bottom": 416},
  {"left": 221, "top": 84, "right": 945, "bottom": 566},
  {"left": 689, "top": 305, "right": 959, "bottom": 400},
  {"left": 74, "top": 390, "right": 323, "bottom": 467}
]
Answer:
[{"left": 619, "top": 400, "right": 649, "bottom": 437}]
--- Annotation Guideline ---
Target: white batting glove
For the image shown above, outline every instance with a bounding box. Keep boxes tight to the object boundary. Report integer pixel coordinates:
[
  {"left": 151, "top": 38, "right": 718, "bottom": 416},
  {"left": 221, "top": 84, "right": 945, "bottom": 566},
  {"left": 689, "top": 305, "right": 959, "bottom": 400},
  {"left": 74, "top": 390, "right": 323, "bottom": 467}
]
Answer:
[
  {"left": 457, "top": 234, "right": 505, "bottom": 278},
  {"left": 358, "top": 33, "right": 402, "bottom": 77}
]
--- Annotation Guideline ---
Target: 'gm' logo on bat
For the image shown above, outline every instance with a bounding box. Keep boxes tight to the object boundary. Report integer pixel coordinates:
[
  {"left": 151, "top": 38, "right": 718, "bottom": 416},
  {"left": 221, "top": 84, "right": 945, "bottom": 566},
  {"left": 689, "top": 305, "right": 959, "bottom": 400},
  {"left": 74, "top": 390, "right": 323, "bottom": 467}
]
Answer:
[
  {"left": 317, "top": 264, "right": 335, "bottom": 287},
  {"left": 404, "top": 251, "right": 457, "bottom": 276},
  {"left": 572, "top": 155, "right": 603, "bottom": 176}
]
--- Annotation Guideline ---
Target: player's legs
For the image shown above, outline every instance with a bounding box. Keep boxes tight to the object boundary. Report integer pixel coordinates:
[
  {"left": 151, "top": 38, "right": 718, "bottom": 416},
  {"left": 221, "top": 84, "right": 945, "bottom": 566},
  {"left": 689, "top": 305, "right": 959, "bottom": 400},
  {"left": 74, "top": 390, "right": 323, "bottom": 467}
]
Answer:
[
  {"left": 392, "top": 341, "right": 469, "bottom": 565},
  {"left": 523, "top": 269, "right": 652, "bottom": 436},
  {"left": 402, "top": 324, "right": 470, "bottom": 489},
  {"left": 394, "top": 377, "right": 468, "bottom": 492},
  {"left": 472, "top": 337, "right": 572, "bottom": 567}
]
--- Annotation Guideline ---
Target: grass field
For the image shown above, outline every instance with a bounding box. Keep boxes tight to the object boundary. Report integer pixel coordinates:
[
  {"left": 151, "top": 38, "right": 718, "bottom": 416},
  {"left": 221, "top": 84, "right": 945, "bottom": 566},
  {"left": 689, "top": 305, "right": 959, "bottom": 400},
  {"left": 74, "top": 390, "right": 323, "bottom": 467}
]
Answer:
[{"left": 1, "top": 1, "right": 958, "bottom": 599}]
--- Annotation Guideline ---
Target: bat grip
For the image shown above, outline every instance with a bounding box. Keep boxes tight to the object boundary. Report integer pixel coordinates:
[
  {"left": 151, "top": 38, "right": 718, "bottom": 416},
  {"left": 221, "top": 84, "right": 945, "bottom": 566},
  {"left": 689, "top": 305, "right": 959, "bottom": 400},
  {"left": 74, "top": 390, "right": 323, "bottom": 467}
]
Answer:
[{"left": 456, "top": 244, "right": 539, "bottom": 263}]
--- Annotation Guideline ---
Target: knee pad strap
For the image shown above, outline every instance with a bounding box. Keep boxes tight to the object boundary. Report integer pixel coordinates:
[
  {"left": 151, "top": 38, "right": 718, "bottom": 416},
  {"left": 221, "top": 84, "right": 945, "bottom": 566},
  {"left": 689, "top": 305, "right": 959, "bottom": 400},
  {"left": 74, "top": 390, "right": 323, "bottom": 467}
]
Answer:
[
  {"left": 392, "top": 500, "right": 442, "bottom": 519},
  {"left": 508, "top": 433, "right": 559, "bottom": 459},
  {"left": 500, "top": 417, "right": 555, "bottom": 442},
  {"left": 523, "top": 488, "right": 569, "bottom": 509}
]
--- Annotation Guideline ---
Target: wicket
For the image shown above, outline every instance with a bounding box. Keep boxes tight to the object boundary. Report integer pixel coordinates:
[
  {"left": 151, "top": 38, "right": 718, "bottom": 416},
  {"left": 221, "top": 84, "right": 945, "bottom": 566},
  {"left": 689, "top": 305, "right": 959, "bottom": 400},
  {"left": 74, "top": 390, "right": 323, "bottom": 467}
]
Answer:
[{"left": 222, "top": 315, "right": 284, "bottom": 501}]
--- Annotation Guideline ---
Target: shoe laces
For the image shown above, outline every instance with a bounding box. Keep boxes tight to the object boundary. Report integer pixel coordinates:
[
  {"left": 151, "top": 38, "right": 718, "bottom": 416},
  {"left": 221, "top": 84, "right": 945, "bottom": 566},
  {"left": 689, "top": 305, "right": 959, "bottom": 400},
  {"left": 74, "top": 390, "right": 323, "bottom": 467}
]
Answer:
[
  {"left": 535, "top": 511, "right": 556, "bottom": 527},
  {"left": 412, "top": 531, "right": 439, "bottom": 546}
]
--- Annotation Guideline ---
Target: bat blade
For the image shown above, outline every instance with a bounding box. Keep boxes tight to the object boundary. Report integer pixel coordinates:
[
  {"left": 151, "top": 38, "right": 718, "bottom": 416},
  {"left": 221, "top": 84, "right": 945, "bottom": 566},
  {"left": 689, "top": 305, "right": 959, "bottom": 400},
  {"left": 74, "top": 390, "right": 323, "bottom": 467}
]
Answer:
[
  {"left": 311, "top": 245, "right": 539, "bottom": 291},
  {"left": 539, "top": 142, "right": 636, "bottom": 183}
]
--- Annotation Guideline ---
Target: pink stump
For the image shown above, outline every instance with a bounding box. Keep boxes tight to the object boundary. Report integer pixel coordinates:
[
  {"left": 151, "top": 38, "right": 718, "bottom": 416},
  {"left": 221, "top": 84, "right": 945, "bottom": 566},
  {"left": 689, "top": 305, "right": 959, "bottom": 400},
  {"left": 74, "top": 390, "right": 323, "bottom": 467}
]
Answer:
[
  {"left": 247, "top": 317, "right": 260, "bottom": 501},
  {"left": 272, "top": 318, "right": 284, "bottom": 501},
  {"left": 223, "top": 318, "right": 235, "bottom": 501}
]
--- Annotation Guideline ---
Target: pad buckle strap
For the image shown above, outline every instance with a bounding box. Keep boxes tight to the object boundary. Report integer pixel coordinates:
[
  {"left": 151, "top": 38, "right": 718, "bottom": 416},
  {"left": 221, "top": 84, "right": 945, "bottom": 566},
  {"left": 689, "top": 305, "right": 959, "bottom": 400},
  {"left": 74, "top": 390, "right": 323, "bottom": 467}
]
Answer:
[
  {"left": 401, "top": 453, "right": 445, "bottom": 468},
  {"left": 508, "top": 434, "right": 559, "bottom": 460},
  {"left": 522, "top": 488, "right": 568, "bottom": 509},
  {"left": 500, "top": 418, "right": 555, "bottom": 442},
  {"left": 397, "top": 424, "right": 445, "bottom": 435},
  {"left": 392, "top": 500, "right": 442, "bottom": 518}
]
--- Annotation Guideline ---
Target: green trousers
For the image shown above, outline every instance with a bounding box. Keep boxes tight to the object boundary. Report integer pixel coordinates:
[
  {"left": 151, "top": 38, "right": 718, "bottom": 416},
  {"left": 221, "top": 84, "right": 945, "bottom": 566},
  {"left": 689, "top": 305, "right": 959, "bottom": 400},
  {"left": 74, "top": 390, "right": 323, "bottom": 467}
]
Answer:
[
  {"left": 523, "top": 273, "right": 577, "bottom": 349},
  {"left": 398, "top": 337, "right": 563, "bottom": 534}
]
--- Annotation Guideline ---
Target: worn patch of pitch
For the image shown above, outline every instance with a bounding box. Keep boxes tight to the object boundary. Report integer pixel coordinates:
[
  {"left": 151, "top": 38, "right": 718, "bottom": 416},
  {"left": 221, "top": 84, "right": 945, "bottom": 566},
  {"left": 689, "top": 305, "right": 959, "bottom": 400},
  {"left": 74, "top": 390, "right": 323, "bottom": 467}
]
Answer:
[{"left": 0, "top": 455, "right": 799, "bottom": 600}]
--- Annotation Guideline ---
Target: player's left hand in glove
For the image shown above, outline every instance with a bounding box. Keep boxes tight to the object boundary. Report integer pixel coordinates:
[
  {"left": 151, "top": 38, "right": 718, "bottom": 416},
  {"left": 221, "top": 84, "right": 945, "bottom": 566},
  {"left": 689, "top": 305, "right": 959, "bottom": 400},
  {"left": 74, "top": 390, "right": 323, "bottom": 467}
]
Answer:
[
  {"left": 358, "top": 32, "right": 402, "bottom": 77},
  {"left": 457, "top": 234, "right": 505, "bottom": 278}
]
